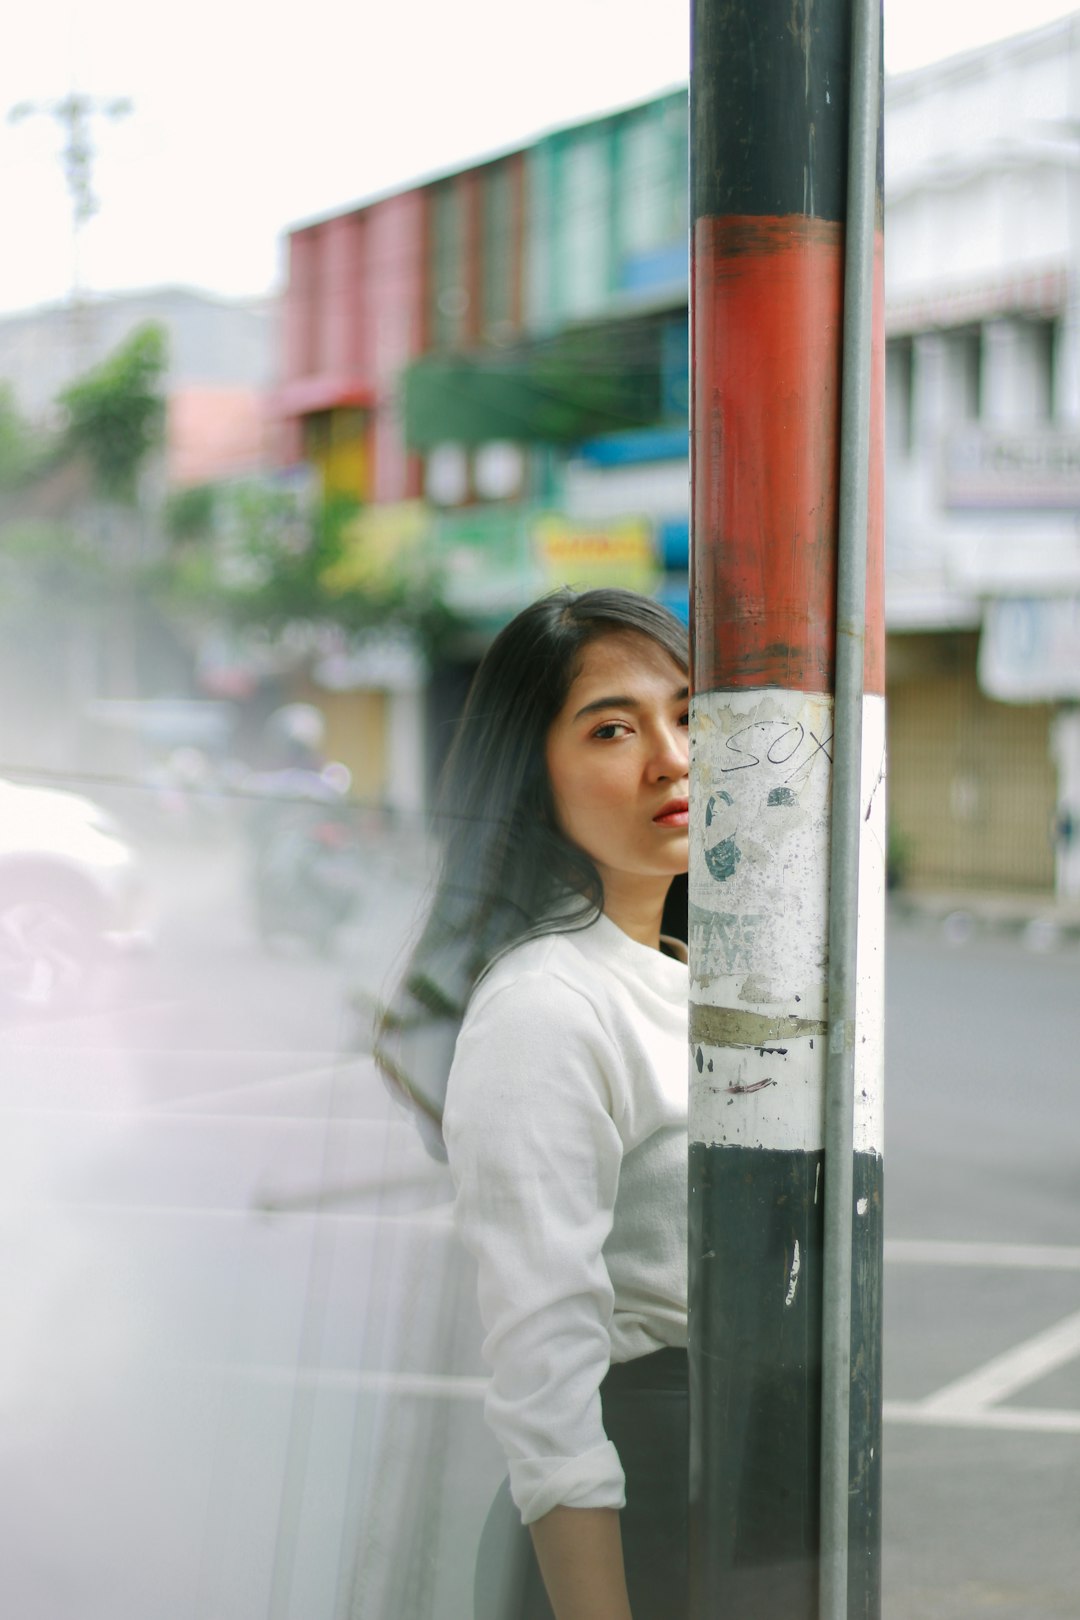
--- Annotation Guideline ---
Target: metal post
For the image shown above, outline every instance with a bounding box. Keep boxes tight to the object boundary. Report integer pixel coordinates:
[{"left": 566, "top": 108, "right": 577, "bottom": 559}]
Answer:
[
  {"left": 820, "top": 3, "right": 884, "bottom": 1618},
  {"left": 688, "top": 2, "right": 886, "bottom": 1615}
]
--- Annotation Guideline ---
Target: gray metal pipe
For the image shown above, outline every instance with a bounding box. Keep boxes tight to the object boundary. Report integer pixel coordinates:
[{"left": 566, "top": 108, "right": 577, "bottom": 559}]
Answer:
[{"left": 819, "top": 2, "right": 883, "bottom": 1617}]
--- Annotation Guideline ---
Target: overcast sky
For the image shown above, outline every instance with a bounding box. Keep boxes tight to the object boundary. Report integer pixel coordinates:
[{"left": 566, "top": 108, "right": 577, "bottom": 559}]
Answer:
[{"left": 1, "top": 0, "right": 1077, "bottom": 317}]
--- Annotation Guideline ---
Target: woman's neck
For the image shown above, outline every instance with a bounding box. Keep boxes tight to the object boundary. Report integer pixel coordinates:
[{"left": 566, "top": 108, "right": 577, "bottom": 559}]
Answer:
[{"left": 599, "top": 873, "right": 670, "bottom": 951}]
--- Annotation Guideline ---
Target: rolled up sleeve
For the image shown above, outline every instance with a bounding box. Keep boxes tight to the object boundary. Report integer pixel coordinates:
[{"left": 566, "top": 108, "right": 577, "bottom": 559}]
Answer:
[{"left": 443, "top": 969, "right": 626, "bottom": 1525}]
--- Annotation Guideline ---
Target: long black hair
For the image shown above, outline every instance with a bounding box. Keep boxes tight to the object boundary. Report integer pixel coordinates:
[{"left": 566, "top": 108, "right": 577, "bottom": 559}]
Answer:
[{"left": 375, "top": 586, "right": 689, "bottom": 1156}]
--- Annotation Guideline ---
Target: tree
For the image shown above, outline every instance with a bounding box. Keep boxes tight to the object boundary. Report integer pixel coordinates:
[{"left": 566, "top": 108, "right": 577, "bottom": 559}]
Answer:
[
  {"left": 0, "top": 384, "right": 46, "bottom": 491},
  {"left": 153, "top": 479, "right": 461, "bottom": 660},
  {"left": 164, "top": 481, "right": 217, "bottom": 544},
  {"left": 58, "top": 322, "right": 168, "bottom": 502}
]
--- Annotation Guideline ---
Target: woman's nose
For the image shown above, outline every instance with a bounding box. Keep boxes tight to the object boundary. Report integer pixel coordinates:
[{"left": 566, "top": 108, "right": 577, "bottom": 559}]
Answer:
[{"left": 649, "top": 724, "right": 689, "bottom": 781}]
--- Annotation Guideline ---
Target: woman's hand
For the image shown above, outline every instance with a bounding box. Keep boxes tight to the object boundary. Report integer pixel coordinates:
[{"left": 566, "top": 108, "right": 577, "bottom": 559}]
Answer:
[{"left": 529, "top": 1506, "right": 633, "bottom": 1620}]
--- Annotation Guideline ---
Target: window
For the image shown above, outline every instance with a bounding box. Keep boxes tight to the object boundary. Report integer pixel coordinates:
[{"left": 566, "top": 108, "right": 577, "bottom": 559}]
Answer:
[
  {"left": 482, "top": 164, "right": 514, "bottom": 336},
  {"left": 981, "top": 316, "right": 1057, "bottom": 425},
  {"left": 430, "top": 184, "right": 466, "bottom": 351},
  {"left": 949, "top": 327, "right": 982, "bottom": 423},
  {"left": 1029, "top": 316, "right": 1056, "bottom": 423},
  {"left": 425, "top": 443, "right": 469, "bottom": 506},
  {"left": 886, "top": 337, "right": 915, "bottom": 455},
  {"left": 473, "top": 442, "right": 524, "bottom": 501}
]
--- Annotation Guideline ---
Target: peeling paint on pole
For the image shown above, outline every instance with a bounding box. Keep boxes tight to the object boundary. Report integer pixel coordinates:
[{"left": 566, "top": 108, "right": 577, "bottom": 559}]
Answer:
[
  {"left": 690, "top": 688, "right": 833, "bottom": 1151},
  {"left": 690, "top": 686, "right": 885, "bottom": 1154}
]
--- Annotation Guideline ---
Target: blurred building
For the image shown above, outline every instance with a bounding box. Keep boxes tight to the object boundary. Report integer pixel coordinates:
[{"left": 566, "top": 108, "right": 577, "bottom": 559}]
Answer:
[
  {"left": 885, "top": 13, "right": 1080, "bottom": 897},
  {"left": 275, "top": 16, "right": 1080, "bottom": 894},
  {"left": 0, "top": 285, "right": 276, "bottom": 488},
  {"left": 0, "top": 288, "right": 280, "bottom": 776},
  {"left": 275, "top": 93, "right": 690, "bottom": 814}
]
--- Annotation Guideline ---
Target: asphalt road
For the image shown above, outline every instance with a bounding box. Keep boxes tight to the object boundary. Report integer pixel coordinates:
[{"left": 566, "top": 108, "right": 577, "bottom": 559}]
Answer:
[
  {"left": 2, "top": 836, "right": 1078, "bottom": 1620},
  {"left": 881, "top": 918, "right": 1080, "bottom": 1620}
]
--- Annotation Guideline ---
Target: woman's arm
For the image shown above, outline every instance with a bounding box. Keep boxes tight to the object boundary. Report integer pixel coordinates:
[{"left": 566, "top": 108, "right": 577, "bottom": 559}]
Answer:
[
  {"left": 444, "top": 972, "right": 630, "bottom": 1529},
  {"left": 530, "top": 1507, "right": 633, "bottom": 1620}
]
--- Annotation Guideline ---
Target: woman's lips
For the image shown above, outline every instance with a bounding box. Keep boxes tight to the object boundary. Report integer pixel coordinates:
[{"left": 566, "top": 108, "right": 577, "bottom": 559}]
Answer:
[{"left": 654, "top": 800, "right": 689, "bottom": 827}]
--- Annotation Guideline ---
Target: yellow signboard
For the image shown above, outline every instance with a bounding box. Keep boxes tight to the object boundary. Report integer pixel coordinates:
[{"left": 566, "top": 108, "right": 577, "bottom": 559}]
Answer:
[{"left": 532, "top": 514, "right": 658, "bottom": 594}]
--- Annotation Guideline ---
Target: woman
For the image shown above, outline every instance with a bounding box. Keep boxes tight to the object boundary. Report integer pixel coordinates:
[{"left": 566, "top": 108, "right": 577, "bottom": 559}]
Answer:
[{"left": 378, "top": 587, "right": 690, "bottom": 1620}]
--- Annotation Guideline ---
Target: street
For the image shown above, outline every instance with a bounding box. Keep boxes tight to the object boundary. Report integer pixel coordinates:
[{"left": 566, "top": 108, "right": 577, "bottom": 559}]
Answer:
[
  {"left": 881, "top": 919, "right": 1080, "bottom": 1619},
  {"left": 2, "top": 830, "right": 1078, "bottom": 1620}
]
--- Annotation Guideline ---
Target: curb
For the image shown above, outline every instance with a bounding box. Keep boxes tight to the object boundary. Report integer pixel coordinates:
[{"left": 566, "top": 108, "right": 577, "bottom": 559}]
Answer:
[{"left": 888, "top": 889, "right": 1080, "bottom": 949}]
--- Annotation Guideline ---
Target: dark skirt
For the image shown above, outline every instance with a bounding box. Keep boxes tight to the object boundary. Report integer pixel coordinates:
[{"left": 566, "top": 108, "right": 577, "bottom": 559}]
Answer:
[{"left": 473, "top": 1347, "right": 689, "bottom": 1620}]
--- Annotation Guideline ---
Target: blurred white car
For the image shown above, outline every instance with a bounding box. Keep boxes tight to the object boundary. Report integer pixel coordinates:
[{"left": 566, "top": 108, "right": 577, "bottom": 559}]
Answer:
[{"left": 0, "top": 777, "right": 151, "bottom": 1015}]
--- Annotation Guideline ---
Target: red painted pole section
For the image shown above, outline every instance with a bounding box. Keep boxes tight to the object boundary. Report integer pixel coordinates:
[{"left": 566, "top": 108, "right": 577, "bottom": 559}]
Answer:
[
  {"left": 693, "top": 214, "right": 845, "bottom": 695},
  {"left": 693, "top": 224, "right": 885, "bottom": 701}
]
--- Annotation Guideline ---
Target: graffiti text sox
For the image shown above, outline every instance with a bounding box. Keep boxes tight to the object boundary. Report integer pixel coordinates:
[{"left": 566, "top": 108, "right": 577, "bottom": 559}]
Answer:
[{"left": 720, "top": 719, "right": 834, "bottom": 783}]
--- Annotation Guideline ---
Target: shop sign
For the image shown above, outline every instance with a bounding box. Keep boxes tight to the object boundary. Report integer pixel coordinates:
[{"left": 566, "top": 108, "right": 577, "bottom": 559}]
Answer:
[
  {"left": 436, "top": 507, "right": 660, "bottom": 619},
  {"left": 437, "top": 507, "right": 542, "bottom": 618},
  {"left": 532, "top": 514, "right": 658, "bottom": 594},
  {"left": 945, "top": 430, "right": 1080, "bottom": 510},
  {"left": 979, "top": 596, "right": 1080, "bottom": 702}
]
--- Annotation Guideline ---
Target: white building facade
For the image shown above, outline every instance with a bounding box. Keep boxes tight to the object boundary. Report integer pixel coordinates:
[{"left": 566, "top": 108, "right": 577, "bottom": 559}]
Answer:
[{"left": 885, "top": 14, "right": 1080, "bottom": 897}]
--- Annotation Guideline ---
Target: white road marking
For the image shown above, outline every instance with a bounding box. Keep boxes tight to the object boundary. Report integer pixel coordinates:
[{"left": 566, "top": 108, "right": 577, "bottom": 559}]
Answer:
[
  {"left": 885, "top": 1242, "right": 1080, "bottom": 1434},
  {"left": 14, "top": 1199, "right": 455, "bottom": 1226},
  {"left": 918, "top": 1308, "right": 1080, "bottom": 1416},
  {"left": 885, "top": 1401, "right": 1080, "bottom": 1436},
  {"left": 181, "top": 1362, "right": 1080, "bottom": 1426},
  {"left": 3, "top": 1044, "right": 347, "bottom": 1059},
  {"left": 885, "top": 1239, "right": 1080, "bottom": 1272},
  {"left": 294, "top": 1369, "right": 486, "bottom": 1399},
  {"left": 149, "top": 1061, "right": 368, "bottom": 1114},
  {"left": 192, "top": 1363, "right": 487, "bottom": 1399}
]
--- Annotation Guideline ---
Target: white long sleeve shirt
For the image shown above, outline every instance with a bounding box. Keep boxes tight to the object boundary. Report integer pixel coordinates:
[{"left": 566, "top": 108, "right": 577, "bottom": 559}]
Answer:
[{"left": 442, "top": 910, "right": 688, "bottom": 1526}]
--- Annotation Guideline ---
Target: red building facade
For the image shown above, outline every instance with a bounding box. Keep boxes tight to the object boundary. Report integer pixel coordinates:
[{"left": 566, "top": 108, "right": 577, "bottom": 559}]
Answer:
[{"left": 276, "top": 154, "right": 528, "bottom": 506}]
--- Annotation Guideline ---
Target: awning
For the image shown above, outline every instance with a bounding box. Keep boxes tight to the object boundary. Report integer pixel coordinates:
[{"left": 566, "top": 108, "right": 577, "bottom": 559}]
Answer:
[
  {"left": 402, "top": 323, "right": 663, "bottom": 450},
  {"left": 274, "top": 375, "right": 375, "bottom": 419}
]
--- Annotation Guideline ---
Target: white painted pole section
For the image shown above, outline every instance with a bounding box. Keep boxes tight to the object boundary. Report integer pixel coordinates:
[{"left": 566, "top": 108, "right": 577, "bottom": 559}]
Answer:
[
  {"left": 819, "top": 1, "right": 883, "bottom": 1615},
  {"left": 688, "top": 688, "right": 833, "bottom": 1149},
  {"left": 688, "top": 692, "right": 885, "bottom": 1156}
]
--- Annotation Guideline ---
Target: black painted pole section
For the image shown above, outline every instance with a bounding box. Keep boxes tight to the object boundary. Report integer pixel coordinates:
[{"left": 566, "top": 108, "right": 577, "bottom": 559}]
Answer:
[{"left": 688, "top": 2, "right": 886, "bottom": 1615}]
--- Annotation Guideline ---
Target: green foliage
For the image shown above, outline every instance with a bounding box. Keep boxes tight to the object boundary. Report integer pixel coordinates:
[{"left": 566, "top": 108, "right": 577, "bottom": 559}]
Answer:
[
  {"left": 151, "top": 479, "right": 460, "bottom": 658},
  {"left": 0, "top": 385, "right": 47, "bottom": 490},
  {"left": 0, "top": 519, "right": 110, "bottom": 613},
  {"left": 236, "top": 491, "right": 359, "bottom": 623},
  {"left": 59, "top": 322, "right": 168, "bottom": 501},
  {"left": 245, "top": 494, "right": 459, "bottom": 652},
  {"left": 164, "top": 482, "right": 217, "bottom": 543}
]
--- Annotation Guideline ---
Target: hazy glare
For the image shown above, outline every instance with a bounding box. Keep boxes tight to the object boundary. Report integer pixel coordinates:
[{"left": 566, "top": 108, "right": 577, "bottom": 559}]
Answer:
[{"left": 0, "top": 0, "right": 1077, "bottom": 315}]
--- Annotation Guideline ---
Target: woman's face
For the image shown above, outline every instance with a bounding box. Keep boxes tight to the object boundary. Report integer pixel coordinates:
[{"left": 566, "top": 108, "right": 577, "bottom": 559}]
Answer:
[{"left": 545, "top": 631, "right": 690, "bottom": 904}]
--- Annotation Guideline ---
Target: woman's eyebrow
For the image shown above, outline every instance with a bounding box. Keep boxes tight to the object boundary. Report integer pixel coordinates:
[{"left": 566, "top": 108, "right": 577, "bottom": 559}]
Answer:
[{"left": 573, "top": 686, "right": 689, "bottom": 722}]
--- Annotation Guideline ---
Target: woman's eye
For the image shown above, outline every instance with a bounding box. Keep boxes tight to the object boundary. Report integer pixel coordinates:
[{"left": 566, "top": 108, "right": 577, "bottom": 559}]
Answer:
[
  {"left": 679, "top": 712, "right": 690, "bottom": 727},
  {"left": 593, "top": 721, "right": 629, "bottom": 740}
]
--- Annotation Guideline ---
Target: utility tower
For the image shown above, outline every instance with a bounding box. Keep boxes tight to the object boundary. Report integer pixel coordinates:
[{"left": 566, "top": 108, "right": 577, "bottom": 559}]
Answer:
[{"left": 9, "top": 91, "right": 133, "bottom": 360}]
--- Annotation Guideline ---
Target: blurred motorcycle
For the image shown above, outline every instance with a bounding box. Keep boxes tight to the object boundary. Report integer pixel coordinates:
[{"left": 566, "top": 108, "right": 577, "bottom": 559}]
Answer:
[{"left": 243, "top": 764, "right": 364, "bottom": 954}]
